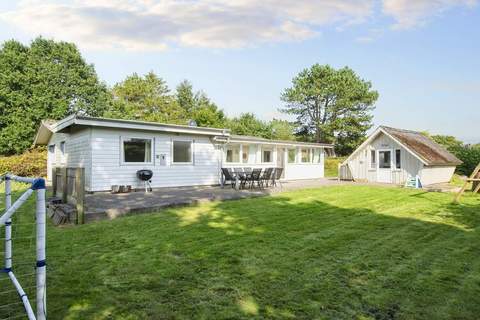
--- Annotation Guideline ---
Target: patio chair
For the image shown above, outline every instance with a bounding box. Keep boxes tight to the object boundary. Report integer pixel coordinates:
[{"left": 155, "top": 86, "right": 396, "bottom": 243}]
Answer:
[
  {"left": 233, "top": 168, "right": 247, "bottom": 189},
  {"left": 221, "top": 168, "right": 236, "bottom": 188},
  {"left": 248, "top": 168, "right": 263, "bottom": 189},
  {"left": 271, "top": 167, "right": 283, "bottom": 188},
  {"left": 259, "top": 168, "right": 273, "bottom": 188}
]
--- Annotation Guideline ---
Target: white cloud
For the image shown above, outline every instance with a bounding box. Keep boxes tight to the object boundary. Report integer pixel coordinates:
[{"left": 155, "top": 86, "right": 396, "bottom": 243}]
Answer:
[
  {"left": 383, "top": 0, "right": 478, "bottom": 29},
  {"left": 1, "top": 0, "right": 477, "bottom": 50},
  {"left": 0, "top": 0, "right": 374, "bottom": 51}
]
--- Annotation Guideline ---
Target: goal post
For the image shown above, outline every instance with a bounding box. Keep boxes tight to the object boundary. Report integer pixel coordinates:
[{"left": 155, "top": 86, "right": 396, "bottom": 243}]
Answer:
[{"left": 0, "top": 174, "right": 46, "bottom": 320}]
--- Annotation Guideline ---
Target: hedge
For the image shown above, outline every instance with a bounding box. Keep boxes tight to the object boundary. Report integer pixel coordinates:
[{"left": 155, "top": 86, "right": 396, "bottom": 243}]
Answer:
[
  {"left": 452, "top": 145, "right": 480, "bottom": 177},
  {"left": 0, "top": 147, "right": 47, "bottom": 178}
]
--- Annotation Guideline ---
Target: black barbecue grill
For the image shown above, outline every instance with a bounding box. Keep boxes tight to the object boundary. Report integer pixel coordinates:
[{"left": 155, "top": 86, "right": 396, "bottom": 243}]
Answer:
[{"left": 137, "top": 169, "right": 153, "bottom": 192}]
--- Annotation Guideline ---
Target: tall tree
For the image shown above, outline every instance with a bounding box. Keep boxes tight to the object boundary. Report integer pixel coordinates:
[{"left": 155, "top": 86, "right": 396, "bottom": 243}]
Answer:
[
  {"left": 270, "top": 119, "right": 295, "bottom": 141},
  {"left": 175, "top": 80, "right": 226, "bottom": 128},
  {"left": 105, "top": 72, "right": 186, "bottom": 124},
  {"left": 226, "top": 113, "right": 273, "bottom": 138},
  {"left": 0, "top": 37, "right": 109, "bottom": 155},
  {"left": 280, "top": 64, "right": 378, "bottom": 155}
]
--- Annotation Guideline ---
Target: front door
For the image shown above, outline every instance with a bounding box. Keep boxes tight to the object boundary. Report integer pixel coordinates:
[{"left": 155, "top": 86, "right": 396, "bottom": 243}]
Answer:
[{"left": 377, "top": 149, "right": 393, "bottom": 183}]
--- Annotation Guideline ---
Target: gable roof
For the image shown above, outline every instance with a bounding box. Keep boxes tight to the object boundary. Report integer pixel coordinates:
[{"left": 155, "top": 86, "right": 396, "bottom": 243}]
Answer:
[
  {"left": 33, "top": 115, "right": 230, "bottom": 145},
  {"left": 343, "top": 126, "right": 462, "bottom": 166},
  {"left": 33, "top": 115, "right": 333, "bottom": 149}
]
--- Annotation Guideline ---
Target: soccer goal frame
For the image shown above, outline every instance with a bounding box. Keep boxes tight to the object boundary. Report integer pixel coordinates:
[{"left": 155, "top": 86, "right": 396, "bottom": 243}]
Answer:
[{"left": 0, "top": 174, "right": 46, "bottom": 320}]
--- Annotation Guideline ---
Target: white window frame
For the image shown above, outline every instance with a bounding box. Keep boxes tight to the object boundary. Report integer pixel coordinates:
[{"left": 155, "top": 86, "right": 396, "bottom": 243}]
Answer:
[
  {"left": 171, "top": 139, "right": 194, "bottom": 165},
  {"left": 313, "top": 148, "right": 322, "bottom": 164},
  {"left": 300, "top": 148, "right": 312, "bottom": 163},
  {"left": 241, "top": 144, "right": 250, "bottom": 164},
  {"left": 225, "top": 144, "right": 241, "bottom": 164},
  {"left": 261, "top": 146, "right": 274, "bottom": 164},
  {"left": 48, "top": 144, "right": 56, "bottom": 160},
  {"left": 120, "top": 136, "right": 154, "bottom": 165}
]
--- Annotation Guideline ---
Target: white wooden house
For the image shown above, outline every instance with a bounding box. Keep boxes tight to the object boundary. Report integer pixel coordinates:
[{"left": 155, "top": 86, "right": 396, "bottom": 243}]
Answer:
[
  {"left": 339, "top": 126, "right": 462, "bottom": 185},
  {"left": 34, "top": 115, "right": 333, "bottom": 192}
]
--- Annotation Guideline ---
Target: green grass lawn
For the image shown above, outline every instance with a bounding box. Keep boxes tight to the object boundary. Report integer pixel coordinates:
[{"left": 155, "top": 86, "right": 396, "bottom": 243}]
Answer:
[{"left": 2, "top": 184, "right": 480, "bottom": 319}]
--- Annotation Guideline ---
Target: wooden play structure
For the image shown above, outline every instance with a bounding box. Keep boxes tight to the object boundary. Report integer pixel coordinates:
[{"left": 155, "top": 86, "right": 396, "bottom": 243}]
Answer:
[{"left": 454, "top": 163, "right": 480, "bottom": 203}]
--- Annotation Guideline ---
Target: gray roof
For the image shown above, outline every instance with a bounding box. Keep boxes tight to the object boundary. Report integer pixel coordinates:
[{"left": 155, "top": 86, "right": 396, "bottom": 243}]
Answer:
[{"left": 381, "top": 126, "right": 462, "bottom": 166}]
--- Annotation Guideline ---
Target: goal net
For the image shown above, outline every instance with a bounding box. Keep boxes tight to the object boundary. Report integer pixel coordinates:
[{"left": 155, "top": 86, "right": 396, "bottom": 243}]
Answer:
[{"left": 0, "top": 174, "right": 46, "bottom": 320}]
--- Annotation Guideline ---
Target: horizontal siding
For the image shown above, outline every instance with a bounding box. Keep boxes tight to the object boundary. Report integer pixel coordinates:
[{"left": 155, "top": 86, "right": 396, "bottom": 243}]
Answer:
[
  {"left": 420, "top": 166, "right": 455, "bottom": 185},
  {"left": 48, "top": 129, "right": 92, "bottom": 190},
  {"left": 90, "top": 128, "right": 220, "bottom": 191}
]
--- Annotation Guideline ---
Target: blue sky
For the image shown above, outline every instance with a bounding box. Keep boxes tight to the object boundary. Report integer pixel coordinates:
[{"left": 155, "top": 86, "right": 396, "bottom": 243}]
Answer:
[{"left": 0, "top": 0, "right": 479, "bottom": 142}]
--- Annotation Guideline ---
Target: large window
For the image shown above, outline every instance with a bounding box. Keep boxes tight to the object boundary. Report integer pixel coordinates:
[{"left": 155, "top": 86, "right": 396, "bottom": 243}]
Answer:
[
  {"left": 173, "top": 140, "right": 193, "bottom": 164},
  {"left": 313, "top": 149, "right": 322, "bottom": 163},
  {"left": 262, "top": 147, "right": 273, "bottom": 163},
  {"left": 395, "top": 149, "right": 401, "bottom": 169},
  {"left": 301, "top": 148, "right": 312, "bottom": 163},
  {"left": 122, "top": 138, "right": 152, "bottom": 163},
  {"left": 242, "top": 145, "right": 250, "bottom": 163},
  {"left": 370, "top": 150, "right": 376, "bottom": 169},
  {"left": 288, "top": 149, "right": 296, "bottom": 163},
  {"left": 226, "top": 145, "right": 240, "bottom": 163}
]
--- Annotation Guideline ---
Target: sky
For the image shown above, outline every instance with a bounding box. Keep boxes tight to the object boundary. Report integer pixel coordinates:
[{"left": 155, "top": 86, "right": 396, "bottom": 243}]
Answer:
[{"left": 0, "top": 0, "right": 479, "bottom": 143}]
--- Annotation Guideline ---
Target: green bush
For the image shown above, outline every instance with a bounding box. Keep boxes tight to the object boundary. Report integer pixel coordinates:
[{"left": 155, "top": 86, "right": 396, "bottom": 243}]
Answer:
[
  {"left": 452, "top": 145, "right": 480, "bottom": 176},
  {"left": 325, "top": 157, "right": 346, "bottom": 177},
  {"left": 0, "top": 147, "right": 47, "bottom": 177}
]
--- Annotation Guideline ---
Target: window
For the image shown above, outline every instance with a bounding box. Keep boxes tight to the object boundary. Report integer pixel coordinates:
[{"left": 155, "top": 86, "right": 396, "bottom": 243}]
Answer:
[
  {"left": 313, "top": 149, "right": 322, "bottom": 163},
  {"left": 122, "top": 138, "right": 152, "bottom": 163},
  {"left": 370, "top": 150, "right": 376, "bottom": 169},
  {"left": 242, "top": 145, "right": 249, "bottom": 163},
  {"left": 262, "top": 147, "right": 273, "bottom": 163},
  {"left": 379, "top": 151, "right": 391, "bottom": 169},
  {"left": 60, "top": 141, "right": 66, "bottom": 163},
  {"left": 48, "top": 144, "right": 55, "bottom": 155},
  {"left": 226, "top": 145, "right": 240, "bottom": 163},
  {"left": 395, "top": 149, "right": 401, "bottom": 169},
  {"left": 301, "top": 148, "right": 312, "bottom": 163},
  {"left": 173, "top": 140, "right": 193, "bottom": 164},
  {"left": 288, "top": 149, "right": 296, "bottom": 163}
]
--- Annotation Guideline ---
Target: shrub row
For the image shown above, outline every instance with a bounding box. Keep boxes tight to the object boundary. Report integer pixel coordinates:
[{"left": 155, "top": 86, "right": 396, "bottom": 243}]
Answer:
[
  {"left": 0, "top": 147, "right": 47, "bottom": 178},
  {"left": 452, "top": 145, "right": 480, "bottom": 177}
]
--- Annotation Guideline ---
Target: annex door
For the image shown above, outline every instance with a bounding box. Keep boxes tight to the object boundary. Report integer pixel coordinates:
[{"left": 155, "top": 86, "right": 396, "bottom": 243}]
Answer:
[{"left": 377, "top": 149, "right": 393, "bottom": 183}]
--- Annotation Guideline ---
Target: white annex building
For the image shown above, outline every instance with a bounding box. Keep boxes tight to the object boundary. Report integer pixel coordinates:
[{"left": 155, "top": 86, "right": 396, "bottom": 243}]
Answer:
[
  {"left": 339, "top": 126, "right": 462, "bottom": 185},
  {"left": 33, "top": 115, "right": 333, "bottom": 192}
]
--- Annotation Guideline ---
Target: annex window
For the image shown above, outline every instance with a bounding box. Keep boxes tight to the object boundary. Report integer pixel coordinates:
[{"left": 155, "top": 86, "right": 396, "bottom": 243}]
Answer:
[
  {"left": 242, "top": 145, "right": 250, "bottom": 163},
  {"left": 301, "top": 148, "right": 312, "bottom": 163},
  {"left": 173, "top": 140, "right": 193, "bottom": 164},
  {"left": 60, "top": 141, "right": 66, "bottom": 163},
  {"left": 122, "top": 138, "right": 153, "bottom": 163},
  {"left": 370, "top": 150, "right": 376, "bottom": 169},
  {"left": 395, "top": 149, "right": 401, "bottom": 169},
  {"left": 48, "top": 144, "right": 55, "bottom": 157},
  {"left": 226, "top": 145, "right": 240, "bottom": 163},
  {"left": 262, "top": 147, "right": 273, "bottom": 163},
  {"left": 288, "top": 148, "right": 296, "bottom": 163}
]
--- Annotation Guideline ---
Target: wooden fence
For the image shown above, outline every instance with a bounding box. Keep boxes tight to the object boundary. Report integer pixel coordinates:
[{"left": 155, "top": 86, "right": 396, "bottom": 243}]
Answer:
[{"left": 51, "top": 167, "right": 85, "bottom": 224}]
